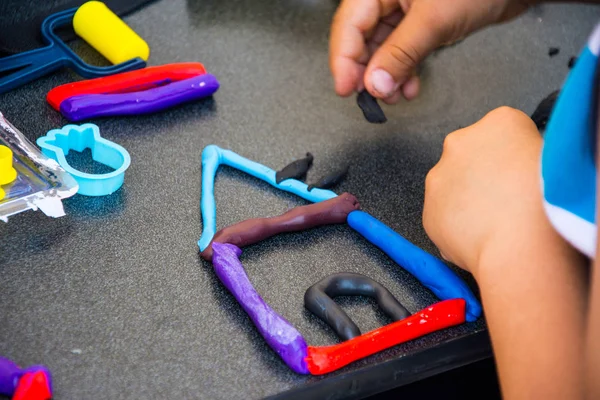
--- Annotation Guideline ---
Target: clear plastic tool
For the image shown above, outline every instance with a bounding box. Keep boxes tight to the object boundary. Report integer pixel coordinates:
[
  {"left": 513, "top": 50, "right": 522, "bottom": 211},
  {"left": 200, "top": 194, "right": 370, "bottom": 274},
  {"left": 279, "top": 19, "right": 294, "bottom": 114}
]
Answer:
[{"left": 0, "top": 112, "right": 78, "bottom": 222}]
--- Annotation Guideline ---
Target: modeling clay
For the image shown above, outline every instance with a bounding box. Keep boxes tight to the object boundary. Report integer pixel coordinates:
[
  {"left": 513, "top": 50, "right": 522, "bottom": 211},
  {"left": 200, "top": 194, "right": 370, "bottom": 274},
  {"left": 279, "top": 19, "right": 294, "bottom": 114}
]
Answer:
[
  {"left": 199, "top": 146, "right": 482, "bottom": 317},
  {"left": 531, "top": 90, "right": 559, "bottom": 130},
  {"left": 201, "top": 193, "right": 359, "bottom": 260},
  {"left": 275, "top": 153, "right": 313, "bottom": 184},
  {"left": 305, "top": 299, "right": 466, "bottom": 375},
  {"left": 347, "top": 210, "right": 482, "bottom": 321},
  {"left": 304, "top": 272, "right": 410, "bottom": 341},
  {"left": 0, "top": 357, "right": 52, "bottom": 400},
  {"left": 47, "top": 62, "right": 207, "bottom": 110},
  {"left": 357, "top": 90, "right": 387, "bottom": 124},
  {"left": 307, "top": 166, "right": 348, "bottom": 191},
  {"left": 198, "top": 145, "right": 338, "bottom": 252},
  {"left": 198, "top": 146, "right": 482, "bottom": 374},
  {"left": 211, "top": 243, "right": 466, "bottom": 375},
  {"left": 212, "top": 242, "right": 309, "bottom": 374},
  {"left": 58, "top": 73, "right": 219, "bottom": 121}
]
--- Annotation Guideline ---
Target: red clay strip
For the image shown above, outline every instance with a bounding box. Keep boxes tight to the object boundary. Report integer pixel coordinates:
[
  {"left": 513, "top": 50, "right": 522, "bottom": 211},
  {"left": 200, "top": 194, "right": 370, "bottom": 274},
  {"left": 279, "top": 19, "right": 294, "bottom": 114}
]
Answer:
[
  {"left": 47, "top": 62, "right": 206, "bottom": 110},
  {"left": 305, "top": 298, "right": 466, "bottom": 375}
]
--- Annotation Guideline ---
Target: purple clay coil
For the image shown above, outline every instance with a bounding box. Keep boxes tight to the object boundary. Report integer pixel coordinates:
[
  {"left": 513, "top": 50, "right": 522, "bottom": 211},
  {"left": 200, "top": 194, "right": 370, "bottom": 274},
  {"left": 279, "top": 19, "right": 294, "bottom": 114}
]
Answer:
[
  {"left": 0, "top": 357, "right": 52, "bottom": 396},
  {"left": 211, "top": 242, "right": 309, "bottom": 374},
  {"left": 60, "top": 73, "right": 220, "bottom": 121},
  {"left": 0, "top": 357, "right": 20, "bottom": 395}
]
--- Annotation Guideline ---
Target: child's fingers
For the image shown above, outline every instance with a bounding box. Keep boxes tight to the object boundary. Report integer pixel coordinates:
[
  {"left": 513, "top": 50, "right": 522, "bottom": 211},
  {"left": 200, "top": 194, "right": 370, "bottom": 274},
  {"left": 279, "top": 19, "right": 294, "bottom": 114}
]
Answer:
[
  {"left": 370, "top": 10, "right": 403, "bottom": 44},
  {"left": 365, "top": 3, "right": 450, "bottom": 98},
  {"left": 380, "top": 74, "right": 420, "bottom": 104},
  {"left": 381, "top": 89, "right": 403, "bottom": 105},
  {"left": 330, "top": 53, "right": 368, "bottom": 97},
  {"left": 329, "top": 0, "right": 399, "bottom": 96},
  {"left": 401, "top": 75, "right": 420, "bottom": 100}
]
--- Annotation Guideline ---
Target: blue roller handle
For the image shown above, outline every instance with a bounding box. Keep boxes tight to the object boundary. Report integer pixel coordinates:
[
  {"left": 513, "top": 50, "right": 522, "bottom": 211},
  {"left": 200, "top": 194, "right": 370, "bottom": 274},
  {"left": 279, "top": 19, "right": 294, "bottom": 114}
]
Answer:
[
  {"left": 0, "top": 7, "right": 145, "bottom": 94},
  {"left": 347, "top": 211, "right": 482, "bottom": 321},
  {"left": 0, "top": 45, "right": 67, "bottom": 94}
]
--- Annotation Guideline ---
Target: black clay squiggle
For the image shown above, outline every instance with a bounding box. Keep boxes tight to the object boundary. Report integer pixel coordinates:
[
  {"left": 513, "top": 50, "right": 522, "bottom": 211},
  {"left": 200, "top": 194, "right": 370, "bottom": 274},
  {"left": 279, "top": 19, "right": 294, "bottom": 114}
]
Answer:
[
  {"left": 275, "top": 152, "right": 313, "bottom": 184},
  {"left": 304, "top": 272, "right": 410, "bottom": 341},
  {"left": 357, "top": 90, "right": 387, "bottom": 124},
  {"left": 307, "top": 166, "right": 348, "bottom": 191},
  {"left": 531, "top": 90, "right": 559, "bottom": 131}
]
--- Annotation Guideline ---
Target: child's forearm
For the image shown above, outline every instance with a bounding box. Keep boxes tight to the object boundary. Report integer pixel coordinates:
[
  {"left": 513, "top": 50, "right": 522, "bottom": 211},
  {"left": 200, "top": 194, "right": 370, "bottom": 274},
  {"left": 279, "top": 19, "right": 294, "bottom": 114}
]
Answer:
[
  {"left": 475, "top": 217, "right": 588, "bottom": 399},
  {"left": 587, "top": 219, "right": 600, "bottom": 398},
  {"left": 584, "top": 110, "right": 600, "bottom": 398}
]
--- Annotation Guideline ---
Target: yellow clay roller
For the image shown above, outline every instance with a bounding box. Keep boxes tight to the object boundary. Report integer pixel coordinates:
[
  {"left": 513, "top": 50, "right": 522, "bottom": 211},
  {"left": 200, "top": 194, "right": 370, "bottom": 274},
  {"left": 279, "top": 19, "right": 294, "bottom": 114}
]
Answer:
[{"left": 73, "top": 1, "right": 150, "bottom": 65}]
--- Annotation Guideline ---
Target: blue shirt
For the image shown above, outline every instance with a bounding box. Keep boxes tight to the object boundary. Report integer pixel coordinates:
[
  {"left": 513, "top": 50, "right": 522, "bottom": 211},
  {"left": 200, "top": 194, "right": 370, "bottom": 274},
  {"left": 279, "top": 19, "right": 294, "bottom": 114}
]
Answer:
[{"left": 541, "top": 23, "right": 599, "bottom": 258}]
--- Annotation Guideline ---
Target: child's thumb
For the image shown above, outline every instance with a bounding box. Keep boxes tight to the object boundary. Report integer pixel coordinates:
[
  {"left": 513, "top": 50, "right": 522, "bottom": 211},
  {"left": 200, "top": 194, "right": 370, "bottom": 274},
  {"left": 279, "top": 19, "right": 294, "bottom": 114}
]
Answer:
[{"left": 366, "top": 5, "right": 450, "bottom": 98}]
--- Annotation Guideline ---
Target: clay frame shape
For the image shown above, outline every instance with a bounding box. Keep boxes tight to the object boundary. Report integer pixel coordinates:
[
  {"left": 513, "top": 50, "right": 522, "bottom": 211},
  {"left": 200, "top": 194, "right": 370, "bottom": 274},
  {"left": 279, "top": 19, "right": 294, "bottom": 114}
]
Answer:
[
  {"left": 198, "top": 145, "right": 482, "bottom": 374},
  {"left": 212, "top": 241, "right": 467, "bottom": 375}
]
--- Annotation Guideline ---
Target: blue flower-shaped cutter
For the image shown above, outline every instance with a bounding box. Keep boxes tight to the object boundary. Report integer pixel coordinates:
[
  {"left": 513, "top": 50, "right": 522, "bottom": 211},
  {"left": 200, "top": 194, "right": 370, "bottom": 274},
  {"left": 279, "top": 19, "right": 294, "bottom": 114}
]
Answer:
[{"left": 36, "top": 124, "right": 130, "bottom": 196}]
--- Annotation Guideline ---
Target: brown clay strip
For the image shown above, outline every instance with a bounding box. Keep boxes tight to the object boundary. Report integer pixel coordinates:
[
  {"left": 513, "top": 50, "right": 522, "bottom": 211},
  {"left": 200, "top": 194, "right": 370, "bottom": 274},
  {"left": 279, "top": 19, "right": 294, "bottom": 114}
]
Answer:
[{"left": 200, "top": 193, "right": 360, "bottom": 260}]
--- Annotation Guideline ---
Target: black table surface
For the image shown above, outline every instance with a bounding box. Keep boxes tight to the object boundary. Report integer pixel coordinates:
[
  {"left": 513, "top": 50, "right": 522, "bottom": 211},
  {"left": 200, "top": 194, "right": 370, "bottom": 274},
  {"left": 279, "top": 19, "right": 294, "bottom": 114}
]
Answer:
[{"left": 1, "top": 1, "right": 598, "bottom": 399}]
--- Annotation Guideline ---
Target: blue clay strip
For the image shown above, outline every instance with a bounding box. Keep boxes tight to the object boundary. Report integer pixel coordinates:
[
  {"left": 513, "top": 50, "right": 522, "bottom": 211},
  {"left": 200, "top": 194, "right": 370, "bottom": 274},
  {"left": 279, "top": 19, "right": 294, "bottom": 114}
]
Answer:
[
  {"left": 347, "top": 210, "right": 482, "bottom": 321},
  {"left": 199, "top": 145, "right": 221, "bottom": 252},
  {"left": 212, "top": 242, "right": 309, "bottom": 374}
]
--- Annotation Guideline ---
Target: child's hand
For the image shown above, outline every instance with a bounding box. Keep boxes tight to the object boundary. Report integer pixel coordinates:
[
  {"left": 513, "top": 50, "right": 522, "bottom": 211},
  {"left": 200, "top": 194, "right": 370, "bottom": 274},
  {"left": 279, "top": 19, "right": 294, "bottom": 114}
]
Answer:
[
  {"left": 329, "top": 0, "right": 530, "bottom": 103},
  {"left": 422, "top": 107, "right": 552, "bottom": 277},
  {"left": 424, "top": 108, "right": 589, "bottom": 399}
]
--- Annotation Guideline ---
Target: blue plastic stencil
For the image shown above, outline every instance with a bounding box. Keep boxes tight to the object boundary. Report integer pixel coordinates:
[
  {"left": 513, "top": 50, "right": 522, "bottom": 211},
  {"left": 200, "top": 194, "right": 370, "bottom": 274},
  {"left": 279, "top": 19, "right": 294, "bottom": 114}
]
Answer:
[{"left": 37, "top": 124, "right": 130, "bottom": 197}]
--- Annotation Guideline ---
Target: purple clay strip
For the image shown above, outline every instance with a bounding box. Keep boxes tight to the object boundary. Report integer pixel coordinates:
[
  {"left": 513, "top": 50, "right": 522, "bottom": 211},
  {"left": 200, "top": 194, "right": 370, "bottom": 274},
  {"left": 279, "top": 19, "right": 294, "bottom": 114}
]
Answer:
[
  {"left": 211, "top": 242, "right": 309, "bottom": 374},
  {"left": 0, "top": 357, "right": 52, "bottom": 396},
  {"left": 59, "top": 73, "right": 220, "bottom": 121},
  {"left": 0, "top": 357, "right": 20, "bottom": 395}
]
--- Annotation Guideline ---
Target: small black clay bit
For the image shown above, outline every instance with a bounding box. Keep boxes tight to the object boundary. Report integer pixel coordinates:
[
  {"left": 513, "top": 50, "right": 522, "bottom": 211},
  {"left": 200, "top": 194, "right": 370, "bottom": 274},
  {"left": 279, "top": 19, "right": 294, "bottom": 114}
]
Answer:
[
  {"left": 548, "top": 47, "right": 560, "bottom": 57},
  {"left": 531, "top": 90, "right": 559, "bottom": 130},
  {"left": 568, "top": 56, "right": 577, "bottom": 69},
  {"left": 357, "top": 90, "right": 387, "bottom": 124},
  {"left": 275, "top": 153, "right": 314, "bottom": 184},
  {"left": 307, "top": 166, "right": 349, "bottom": 191}
]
